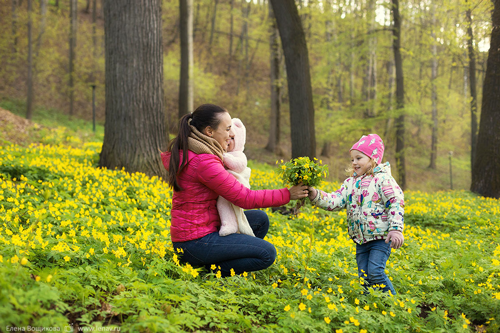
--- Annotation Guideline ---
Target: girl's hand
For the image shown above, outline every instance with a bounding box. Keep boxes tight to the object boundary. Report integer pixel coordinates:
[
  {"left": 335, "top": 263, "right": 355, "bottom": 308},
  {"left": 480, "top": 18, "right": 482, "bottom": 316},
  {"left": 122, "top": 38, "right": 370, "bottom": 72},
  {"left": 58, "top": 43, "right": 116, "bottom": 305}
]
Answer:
[
  {"left": 308, "top": 187, "right": 317, "bottom": 200},
  {"left": 385, "top": 231, "right": 404, "bottom": 249},
  {"left": 288, "top": 183, "right": 309, "bottom": 200}
]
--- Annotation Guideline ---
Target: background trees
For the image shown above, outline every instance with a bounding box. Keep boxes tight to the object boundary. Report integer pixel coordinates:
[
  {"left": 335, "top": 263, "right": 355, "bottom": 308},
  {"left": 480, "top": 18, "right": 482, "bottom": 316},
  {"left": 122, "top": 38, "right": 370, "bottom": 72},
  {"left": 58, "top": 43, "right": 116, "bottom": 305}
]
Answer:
[{"left": 0, "top": 0, "right": 494, "bottom": 193}]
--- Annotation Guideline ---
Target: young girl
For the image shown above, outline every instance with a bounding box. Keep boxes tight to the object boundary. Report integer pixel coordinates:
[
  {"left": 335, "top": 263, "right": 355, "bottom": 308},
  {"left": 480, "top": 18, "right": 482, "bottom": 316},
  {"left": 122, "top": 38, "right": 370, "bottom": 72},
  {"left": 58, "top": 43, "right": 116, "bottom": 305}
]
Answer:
[{"left": 308, "top": 134, "right": 404, "bottom": 295}]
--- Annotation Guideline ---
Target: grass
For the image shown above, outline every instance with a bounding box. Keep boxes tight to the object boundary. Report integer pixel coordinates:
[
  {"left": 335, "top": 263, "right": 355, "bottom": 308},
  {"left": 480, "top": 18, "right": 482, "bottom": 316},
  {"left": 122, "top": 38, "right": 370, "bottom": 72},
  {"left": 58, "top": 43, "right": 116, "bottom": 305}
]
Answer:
[{"left": 0, "top": 102, "right": 498, "bottom": 332}]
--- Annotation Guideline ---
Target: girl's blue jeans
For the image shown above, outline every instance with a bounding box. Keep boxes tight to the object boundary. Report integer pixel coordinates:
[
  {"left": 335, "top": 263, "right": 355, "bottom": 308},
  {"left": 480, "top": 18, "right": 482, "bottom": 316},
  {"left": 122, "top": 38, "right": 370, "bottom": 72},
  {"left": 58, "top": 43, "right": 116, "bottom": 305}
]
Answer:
[
  {"left": 356, "top": 239, "right": 397, "bottom": 295},
  {"left": 172, "top": 210, "right": 276, "bottom": 277}
]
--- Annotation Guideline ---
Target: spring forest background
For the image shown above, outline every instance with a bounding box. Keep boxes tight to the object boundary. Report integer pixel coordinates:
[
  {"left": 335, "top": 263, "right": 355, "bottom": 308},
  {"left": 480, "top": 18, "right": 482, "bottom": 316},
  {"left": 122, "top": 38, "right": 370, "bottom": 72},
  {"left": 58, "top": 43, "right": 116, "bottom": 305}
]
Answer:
[{"left": 0, "top": 0, "right": 499, "bottom": 332}]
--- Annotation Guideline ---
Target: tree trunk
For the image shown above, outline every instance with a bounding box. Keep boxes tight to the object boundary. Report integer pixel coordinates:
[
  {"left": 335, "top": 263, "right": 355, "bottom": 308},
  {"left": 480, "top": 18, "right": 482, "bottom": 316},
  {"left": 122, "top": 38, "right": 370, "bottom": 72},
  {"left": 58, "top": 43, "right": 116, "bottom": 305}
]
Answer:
[
  {"left": 179, "top": 0, "right": 194, "bottom": 117},
  {"left": 265, "top": 1, "right": 280, "bottom": 153},
  {"left": 236, "top": 0, "right": 249, "bottom": 96},
  {"left": 429, "top": 7, "right": 438, "bottom": 169},
  {"left": 471, "top": 0, "right": 500, "bottom": 198},
  {"left": 35, "top": 0, "right": 47, "bottom": 58},
  {"left": 392, "top": 0, "right": 406, "bottom": 189},
  {"left": 12, "top": 0, "right": 18, "bottom": 53},
  {"left": 26, "top": 0, "right": 33, "bottom": 120},
  {"left": 100, "top": 0, "right": 168, "bottom": 179},
  {"left": 69, "top": 0, "right": 77, "bottom": 116},
  {"left": 227, "top": 0, "right": 234, "bottom": 72},
  {"left": 270, "top": 0, "right": 316, "bottom": 159},
  {"left": 86, "top": 0, "right": 91, "bottom": 13},
  {"left": 466, "top": 4, "right": 478, "bottom": 171},
  {"left": 208, "top": 0, "right": 218, "bottom": 48}
]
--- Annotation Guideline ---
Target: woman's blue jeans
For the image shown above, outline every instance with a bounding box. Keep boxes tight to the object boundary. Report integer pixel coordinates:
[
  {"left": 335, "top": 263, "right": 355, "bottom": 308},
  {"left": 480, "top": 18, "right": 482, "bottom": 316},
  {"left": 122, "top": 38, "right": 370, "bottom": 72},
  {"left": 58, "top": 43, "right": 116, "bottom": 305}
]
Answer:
[
  {"left": 356, "top": 239, "right": 397, "bottom": 295},
  {"left": 172, "top": 210, "right": 276, "bottom": 277}
]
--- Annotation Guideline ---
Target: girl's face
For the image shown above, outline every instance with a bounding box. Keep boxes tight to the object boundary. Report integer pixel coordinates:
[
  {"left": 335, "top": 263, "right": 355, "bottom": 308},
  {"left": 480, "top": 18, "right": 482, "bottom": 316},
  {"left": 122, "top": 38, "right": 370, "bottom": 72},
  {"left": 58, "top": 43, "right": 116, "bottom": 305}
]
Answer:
[
  {"left": 350, "top": 150, "right": 372, "bottom": 176},
  {"left": 205, "top": 112, "right": 234, "bottom": 152}
]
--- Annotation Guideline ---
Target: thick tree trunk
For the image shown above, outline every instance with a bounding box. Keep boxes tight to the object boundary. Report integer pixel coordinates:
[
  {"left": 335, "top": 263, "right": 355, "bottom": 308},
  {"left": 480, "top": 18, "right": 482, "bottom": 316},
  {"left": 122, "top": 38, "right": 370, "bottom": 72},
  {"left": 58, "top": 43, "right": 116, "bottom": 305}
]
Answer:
[
  {"left": 471, "top": 0, "right": 500, "bottom": 198},
  {"left": 392, "top": 0, "right": 406, "bottom": 189},
  {"left": 69, "top": 0, "right": 77, "bottom": 116},
  {"left": 179, "top": 0, "right": 194, "bottom": 117},
  {"left": 26, "top": 0, "right": 33, "bottom": 120},
  {"left": 270, "top": 0, "right": 316, "bottom": 159},
  {"left": 429, "top": 7, "right": 438, "bottom": 169},
  {"left": 466, "top": 5, "right": 478, "bottom": 171},
  {"left": 100, "top": 0, "right": 168, "bottom": 179},
  {"left": 266, "top": 1, "right": 280, "bottom": 153}
]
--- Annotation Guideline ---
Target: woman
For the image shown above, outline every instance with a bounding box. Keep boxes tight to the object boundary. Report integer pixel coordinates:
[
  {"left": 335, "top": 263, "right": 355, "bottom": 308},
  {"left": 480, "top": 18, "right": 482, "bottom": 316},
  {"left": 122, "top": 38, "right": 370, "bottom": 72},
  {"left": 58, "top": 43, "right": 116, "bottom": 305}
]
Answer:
[{"left": 161, "top": 104, "right": 308, "bottom": 276}]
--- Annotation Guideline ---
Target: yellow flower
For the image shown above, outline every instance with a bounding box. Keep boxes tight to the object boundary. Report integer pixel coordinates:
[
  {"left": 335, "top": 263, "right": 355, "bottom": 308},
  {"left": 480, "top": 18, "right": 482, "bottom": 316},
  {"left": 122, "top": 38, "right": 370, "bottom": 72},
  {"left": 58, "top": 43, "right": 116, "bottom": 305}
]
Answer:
[
  {"left": 230, "top": 268, "right": 235, "bottom": 277},
  {"left": 216, "top": 270, "right": 222, "bottom": 279},
  {"left": 89, "top": 248, "right": 95, "bottom": 255},
  {"left": 242, "top": 271, "right": 248, "bottom": 277},
  {"left": 303, "top": 175, "right": 309, "bottom": 180},
  {"left": 301, "top": 289, "right": 308, "bottom": 296},
  {"left": 211, "top": 264, "right": 216, "bottom": 270},
  {"left": 299, "top": 303, "right": 306, "bottom": 311},
  {"left": 336, "top": 330, "right": 343, "bottom": 333},
  {"left": 324, "top": 317, "right": 331, "bottom": 324},
  {"left": 355, "top": 298, "right": 360, "bottom": 305},
  {"left": 281, "top": 165, "right": 286, "bottom": 170},
  {"left": 390, "top": 312, "right": 396, "bottom": 317},
  {"left": 382, "top": 311, "right": 387, "bottom": 315},
  {"left": 46, "top": 275, "right": 53, "bottom": 282},
  {"left": 284, "top": 305, "right": 291, "bottom": 312},
  {"left": 21, "top": 257, "right": 28, "bottom": 265},
  {"left": 272, "top": 283, "right": 278, "bottom": 289},
  {"left": 35, "top": 276, "right": 40, "bottom": 282},
  {"left": 364, "top": 305, "right": 369, "bottom": 311},
  {"left": 361, "top": 330, "right": 368, "bottom": 333},
  {"left": 307, "top": 294, "right": 312, "bottom": 300},
  {"left": 11, "top": 255, "right": 19, "bottom": 264},
  {"left": 64, "top": 256, "right": 71, "bottom": 262}
]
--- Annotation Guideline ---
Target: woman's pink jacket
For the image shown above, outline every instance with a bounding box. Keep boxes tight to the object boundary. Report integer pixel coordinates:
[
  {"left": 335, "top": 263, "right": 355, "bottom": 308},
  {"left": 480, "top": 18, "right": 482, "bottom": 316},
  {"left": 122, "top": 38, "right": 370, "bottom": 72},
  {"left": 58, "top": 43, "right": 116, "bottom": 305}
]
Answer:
[{"left": 161, "top": 151, "right": 290, "bottom": 242}]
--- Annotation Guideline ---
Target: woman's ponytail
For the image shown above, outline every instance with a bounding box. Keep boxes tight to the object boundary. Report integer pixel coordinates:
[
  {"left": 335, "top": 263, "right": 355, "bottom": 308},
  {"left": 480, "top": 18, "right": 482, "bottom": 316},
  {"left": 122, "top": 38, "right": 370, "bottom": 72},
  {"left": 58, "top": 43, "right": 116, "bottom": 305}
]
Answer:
[
  {"left": 167, "top": 113, "right": 192, "bottom": 191},
  {"left": 167, "top": 104, "right": 227, "bottom": 191}
]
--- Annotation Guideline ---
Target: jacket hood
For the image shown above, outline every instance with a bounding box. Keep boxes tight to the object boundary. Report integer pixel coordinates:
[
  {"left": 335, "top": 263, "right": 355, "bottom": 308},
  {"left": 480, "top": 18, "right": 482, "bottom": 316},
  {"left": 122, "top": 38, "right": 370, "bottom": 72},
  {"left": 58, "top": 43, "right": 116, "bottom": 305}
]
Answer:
[
  {"left": 373, "top": 162, "right": 392, "bottom": 176},
  {"left": 231, "top": 118, "right": 246, "bottom": 152}
]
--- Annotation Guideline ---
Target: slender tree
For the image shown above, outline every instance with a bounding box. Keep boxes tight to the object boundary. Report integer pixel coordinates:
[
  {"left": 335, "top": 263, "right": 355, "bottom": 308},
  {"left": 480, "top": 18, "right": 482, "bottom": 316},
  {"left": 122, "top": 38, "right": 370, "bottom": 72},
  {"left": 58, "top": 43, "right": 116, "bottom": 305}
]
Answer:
[
  {"left": 179, "top": 0, "right": 194, "bottom": 117},
  {"left": 69, "top": 0, "right": 77, "bottom": 116},
  {"left": 12, "top": 0, "right": 18, "bottom": 53},
  {"left": 35, "top": 0, "right": 48, "bottom": 58},
  {"left": 227, "top": 0, "right": 234, "bottom": 72},
  {"left": 100, "top": 0, "right": 168, "bottom": 178},
  {"left": 466, "top": 1, "right": 478, "bottom": 171},
  {"left": 265, "top": 1, "right": 280, "bottom": 153},
  {"left": 471, "top": 0, "right": 500, "bottom": 198},
  {"left": 270, "top": 0, "right": 316, "bottom": 159},
  {"left": 429, "top": 5, "right": 438, "bottom": 169},
  {"left": 26, "top": 0, "right": 33, "bottom": 120},
  {"left": 392, "top": 0, "right": 406, "bottom": 189}
]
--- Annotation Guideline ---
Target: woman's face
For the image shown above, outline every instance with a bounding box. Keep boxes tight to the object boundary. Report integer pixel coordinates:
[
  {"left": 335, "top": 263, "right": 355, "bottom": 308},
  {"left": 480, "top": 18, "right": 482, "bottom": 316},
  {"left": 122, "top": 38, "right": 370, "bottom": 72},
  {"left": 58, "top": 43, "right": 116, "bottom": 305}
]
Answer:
[{"left": 205, "top": 112, "right": 234, "bottom": 152}]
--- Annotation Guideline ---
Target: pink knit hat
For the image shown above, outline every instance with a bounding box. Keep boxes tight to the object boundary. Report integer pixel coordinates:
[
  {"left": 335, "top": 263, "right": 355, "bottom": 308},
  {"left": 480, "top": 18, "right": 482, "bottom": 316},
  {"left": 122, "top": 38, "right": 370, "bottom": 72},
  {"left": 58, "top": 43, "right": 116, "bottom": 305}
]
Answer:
[{"left": 350, "top": 134, "right": 385, "bottom": 164}]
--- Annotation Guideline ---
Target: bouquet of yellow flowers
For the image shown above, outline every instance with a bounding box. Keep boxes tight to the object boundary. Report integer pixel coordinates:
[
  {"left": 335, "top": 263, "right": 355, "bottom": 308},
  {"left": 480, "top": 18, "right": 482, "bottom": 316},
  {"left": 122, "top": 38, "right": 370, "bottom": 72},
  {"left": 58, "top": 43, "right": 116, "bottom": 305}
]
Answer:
[
  {"left": 278, "top": 156, "right": 329, "bottom": 187},
  {"left": 277, "top": 157, "right": 329, "bottom": 214}
]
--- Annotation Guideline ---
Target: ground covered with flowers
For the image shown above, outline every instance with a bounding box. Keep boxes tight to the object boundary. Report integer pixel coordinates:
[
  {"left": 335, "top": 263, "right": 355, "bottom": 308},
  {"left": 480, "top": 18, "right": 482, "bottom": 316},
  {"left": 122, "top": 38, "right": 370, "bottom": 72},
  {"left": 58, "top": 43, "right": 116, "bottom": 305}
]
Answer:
[{"left": 0, "top": 130, "right": 499, "bottom": 332}]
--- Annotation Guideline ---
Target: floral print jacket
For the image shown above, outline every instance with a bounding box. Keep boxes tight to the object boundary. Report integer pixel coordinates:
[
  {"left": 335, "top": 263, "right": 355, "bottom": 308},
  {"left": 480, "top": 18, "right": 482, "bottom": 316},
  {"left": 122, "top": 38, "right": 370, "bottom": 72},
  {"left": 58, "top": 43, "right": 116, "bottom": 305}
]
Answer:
[{"left": 311, "top": 162, "right": 404, "bottom": 245}]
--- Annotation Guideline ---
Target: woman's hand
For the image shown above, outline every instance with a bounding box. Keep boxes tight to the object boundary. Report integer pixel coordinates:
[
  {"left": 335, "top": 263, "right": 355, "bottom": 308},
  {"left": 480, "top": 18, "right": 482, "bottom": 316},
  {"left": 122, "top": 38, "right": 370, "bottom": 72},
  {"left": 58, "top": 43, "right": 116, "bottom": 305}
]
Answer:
[
  {"left": 307, "top": 187, "right": 317, "bottom": 200},
  {"left": 288, "top": 183, "right": 309, "bottom": 200}
]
